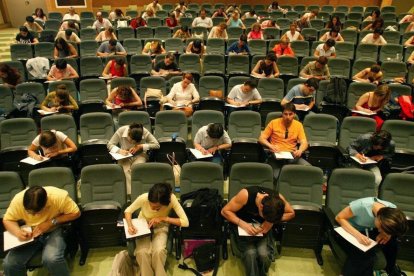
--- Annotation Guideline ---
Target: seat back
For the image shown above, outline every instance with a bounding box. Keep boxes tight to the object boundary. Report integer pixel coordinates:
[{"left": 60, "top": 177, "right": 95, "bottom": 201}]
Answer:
[
  {"left": 0, "top": 118, "right": 37, "bottom": 150},
  {"left": 228, "top": 111, "right": 261, "bottom": 140},
  {"left": 380, "top": 173, "right": 414, "bottom": 218},
  {"left": 48, "top": 80, "right": 78, "bottom": 101},
  {"left": 303, "top": 114, "right": 337, "bottom": 144},
  {"left": 257, "top": 78, "right": 284, "bottom": 99},
  {"left": 154, "top": 110, "right": 187, "bottom": 140},
  {"left": 80, "top": 40, "right": 99, "bottom": 57},
  {"left": 80, "top": 164, "right": 126, "bottom": 206},
  {"left": 206, "top": 39, "right": 225, "bottom": 55},
  {"left": 117, "top": 27, "right": 135, "bottom": 41},
  {"left": 15, "top": 82, "right": 45, "bottom": 103},
  {"left": 381, "top": 61, "right": 407, "bottom": 80},
  {"left": 339, "top": 117, "right": 377, "bottom": 150},
  {"left": 130, "top": 163, "right": 175, "bottom": 200},
  {"left": 355, "top": 44, "right": 379, "bottom": 61},
  {"left": 326, "top": 168, "right": 376, "bottom": 215},
  {"left": 40, "top": 115, "right": 78, "bottom": 145},
  {"left": 129, "top": 54, "right": 152, "bottom": 74},
  {"left": 179, "top": 54, "right": 201, "bottom": 74},
  {"left": 278, "top": 165, "right": 323, "bottom": 206},
  {"left": 10, "top": 44, "right": 33, "bottom": 61},
  {"left": 34, "top": 42, "right": 54, "bottom": 59},
  {"left": 0, "top": 172, "right": 24, "bottom": 216},
  {"left": 0, "top": 85, "right": 13, "bottom": 114},
  {"left": 139, "top": 76, "right": 167, "bottom": 97},
  {"left": 198, "top": 76, "right": 225, "bottom": 98},
  {"left": 180, "top": 162, "right": 224, "bottom": 196},
  {"left": 227, "top": 55, "right": 249, "bottom": 75},
  {"left": 351, "top": 59, "right": 377, "bottom": 77},
  {"left": 327, "top": 58, "right": 351, "bottom": 79},
  {"left": 277, "top": 56, "right": 298, "bottom": 76},
  {"left": 118, "top": 111, "right": 151, "bottom": 131},
  {"left": 165, "top": 38, "right": 184, "bottom": 53},
  {"left": 79, "top": 79, "right": 107, "bottom": 101},
  {"left": 80, "top": 112, "right": 114, "bottom": 142},
  {"left": 136, "top": 27, "right": 154, "bottom": 39},
  {"left": 346, "top": 82, "right": 376, "bottom": 109},
  {"left": 382, "top": 120, "right": 414, "bottom": 150},
  {"left": 229, "top": 162, "right": 274, "bottom": 199},
  {"left": 191, "top": 110, "right": 225, "bottom": 140},
  {"left": 80, "top": 56, "right": 103, "bottom": 77}
]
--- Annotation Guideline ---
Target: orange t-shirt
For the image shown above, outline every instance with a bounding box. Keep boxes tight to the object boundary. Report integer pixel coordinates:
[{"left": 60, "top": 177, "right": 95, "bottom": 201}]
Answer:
[{"left": 260, "top": 118, "right": 307, "bottom": 152}]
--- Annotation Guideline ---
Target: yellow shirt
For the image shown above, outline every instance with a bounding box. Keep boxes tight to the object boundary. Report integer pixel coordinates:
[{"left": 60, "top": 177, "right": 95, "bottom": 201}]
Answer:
[
  {"left": 261, "top": 118, "right": 307, "bottom": 152},
  {"left": 3, "top": 186, "right": 79, "bottom": 227},
  {"left": 125, "top": 193, "right": 189, "bottom": 227}
]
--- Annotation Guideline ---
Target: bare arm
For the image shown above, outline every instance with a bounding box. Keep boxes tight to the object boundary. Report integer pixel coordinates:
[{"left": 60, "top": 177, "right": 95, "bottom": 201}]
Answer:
[
  {"left": 102, "top": 61, "right": 111, "bottom": 77},
  {"left": 105, "top": 89, "right": 117, "bottom": 106},
  {"left": 336, "top": 206, "right": 371, "bottom": 245},
  {"left": 355, "top": 92, "right": 372, "bottom": 112},
  {"left": 353, "top": 68, "right": 370, "bottom": 82},
  {"left": 28, "top": 143, "right": 43, "bottom": 160}
]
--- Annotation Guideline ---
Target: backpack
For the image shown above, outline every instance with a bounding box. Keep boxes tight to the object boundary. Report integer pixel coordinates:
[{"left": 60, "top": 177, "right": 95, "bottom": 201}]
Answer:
[
  {"left": 13, "top": 93, "right": 38, "bottom": 117},
  {"left": 323, "top": 77, "right": 347, "bottom": 105}
]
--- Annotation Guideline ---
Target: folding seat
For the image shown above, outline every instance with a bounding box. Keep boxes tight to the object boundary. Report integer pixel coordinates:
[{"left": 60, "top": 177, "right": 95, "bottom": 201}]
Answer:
[
  {"left": 126, "top": 10, "right": 138, "bottom": 18},
  {"left": 226, "top": 55, "right": 249, "bottom": 77},
  {"left": 300, "top": 56, "right": 317, "bottom": 71},
  {"left": 301, "top": 28, "right": 318, "bottom": 41},
  {"left": 122, "top": 38, "right": 143, "bottom": 56},
  {"left": 360, "top": 21, "right": 371, "bottom": 30},
  {"left": 338, "top": 117, "right": 377, "bottom": 155},
  {"left": 0, "top": 85, "right": 13, "bottom": 117},
  {"left": 381, "top": 6, "right": 396, "bottom": 13},
  {"left": 254, "top": 4, "right": 266, "bottom": 11},
  {"left": 15, "top": 82, "right": 45, "bottom": 105},
  {"left": 78, "top": 112, "right": 114, "bottom": 167},
  {"left": 188, "top": 3, "right": 199, "bottom": 10},
  {"left": 116, "top": 27, "right": 135, "bottom": 41},
  {"left": 257, "top": 78, "right": 284, "bottom": 99},
  {"left": 202, "top": 54, "right": 225, "bottom": 76},
  {"left": 257, "top": 11, "right": 269, "bottom": 18},
  {"left": 388, "top": 83, "right": 412, "bottom": 97},
  {"left": 307, "top": 5, "right": 319, "bottom": 11},
  {"left": 192, "top": 26, "right": 208, "bottom": 40},
  {"left": 44, "top": 19, "right": 61, "bottom": 31},
  {"left": 78, "top": 164, "right": 127, "bottom": 265},
  {"left": 10, "top": 44, "right": 33, "bottom": 61},
  {"left": 164, "top": 38, "right": 184, "bottom": 53},
  {"left": 179, "top": 54, "right": 201, "bottom": 75},
  {"left": 49, "top": 80, "right": 79, "bottom": 101},
  {"left": 147, "top": 17, "right": 162, "bottom": 28},
  {"left": 285, "top": 11, "right": 299, "bottom": 21},
  {"left": 228, "top": 110, "right": 261, "bottom": 140},
  {"left": 79, "top": 56, "right": 103, "bottom": 78},
  {"left": 118, "top": 111, "right": 151, "bottom": 131},
  {"left": 226, "top": 27, "right": 243, "bottom": 40},
  {"left": 276, "top": 18, "right": 291, "bottom": 30},
  {"left": 382, "top": 31, "right": 401, "bottom": 45},
  {"left": 290, "top": 40, "right": 310, "bottom": 58},
  {"left": 321, "top": 5, "right": 334, "bottom": 13},
  {"left": 382, "top": 120, "right": 414, "bottom": 173},
  {"left": 79, "top": 28, "right": 96, "bottom": 40},
  {"left": 33, "top": 42, "right": 54, "bottom": 59},
  {"left": 243, "top": 18, "right": 258, "bottom": 28},
  {"left": 178, "top": 17, "right": 192, "bottom": 28},
  {"left": 292, "top": 5, "right": 305, "bottom": 12},
  {"left": 309, "top": 19, "right": 325, "bottom": 30},
  {"left": 379, "top": 173, "right": 414, "bottom": 260},
  {"left": 350, "top": 6, "right": 364, "bottom": 13},
  {"left": 129, "top": 54, "right": 152, "bottom": 76},
  {"left": 343, "top": 19, "right": 361, "bottom": 28},
  {"left": 206, "top": 39, "right": 225, "bottom": 55},
  {"left": 154, "top": 110, "right": 187, "bottom": 140},
  {"left": 247, "top": 40, "right": 267, "bottom": 56},
  {"left": 381, "top": 61, "right": 407, "bottom": 81},
  {"left": 198, "top": 76, "right": 225, "bottom": 98},
  {"left": 327, "top": 58, "right": 351, "bottom": 79},
  {"left": 318, "top": 12, "right": 330, "bottom": 20},
  {"left": 240, "top": 4, "right": 252, "bottom": 13},
  {"left": 153, "top": 52, "right": 166, "bottom": 64},
  {"left": 365, "top": 6, "right": 380, "bottom": 14},
  {"left": 110, "top": 76, "right": 136, "bottom": 91},
  {"left": 379, "top": 44, "right": 403, "bottom": 62},
  {"left": 351, "top": 59, "right": 376, "bottom": 76},
  {"left": 346, "top": 82, "right": 376, "bottom": 110},
  {"left": 154, "top": 26, "right": 172, "bottom": 41},
  {"left": 80, "top": 40, "right": 99, "bottom": 57},
  {"left": 303, "top": 114, "right": 340, "bottom": 170},
  {"left": 381, "top": 13, "right": 396, "bottom": 22},
  {"left": 40, "top": 114, "right": 78, "bottom": 145},
  {"left": 80, "top": 19, "right": 94, "bottom": 29},
  {"left": 400, "top": 23, "right": 412, "bottom": 35},
  {"left": 340, "top": 29, "right": 358, "bottom": 45},
  {"left": 139, "top": 76, "right": 166, "bottom": 116},
  {"left": 324, "top": 168, "right": 382, "bottom": 271},
  {"left": 39, "top": 30, "right": 58, "bottom": 43},
  {"left": 80, "top": 11, "right": 94, "bottom": 20},
  {"left": 277, "top": 56, "right": 299, "bottom": 77},
  {"left": 355, "top": 44, "right": 379, "bottom": 61},
  {"left": 277, "top": 165, "right": 324, "bottom": 265},
  {"left": 213, "top": 17, "right": 226, "bottom": 26},
  {"left": 332, "top": 12, "right": 347, "bottom": 22},
  {"left": 48, "top": 12, "right": 63, "bottom": 21},
  {"left": 263, "top": 27, "right": 280, "bottom": 40},
  {"left": 136, "top": 26, "right": 153, "bottom": 39},
  {"left": 335, "top": 42, "right": 355, "bottom": 60}
]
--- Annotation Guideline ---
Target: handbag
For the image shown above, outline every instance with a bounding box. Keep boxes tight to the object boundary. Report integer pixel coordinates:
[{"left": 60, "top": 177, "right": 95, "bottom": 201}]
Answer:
[
  {"left": 178, "top": 242, "right": 219, "bottom": 276},
  {"left": 209, "top": 89, "right": 224, "bottom": 99},
  {"left": 144, "top": 88, "right": 164, "bottom": 108}
]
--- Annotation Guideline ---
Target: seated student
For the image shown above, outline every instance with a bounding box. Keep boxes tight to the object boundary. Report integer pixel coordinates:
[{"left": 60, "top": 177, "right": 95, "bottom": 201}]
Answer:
[
  {"left": 95, "top": 26, "right": 117, "bottom": 42},
  {"left": 348, "top": 130, "right": 395, "bottom": 189},
  {"left": 300, "top": 56, "right": 330, "bottom": 80},
  {"left": 362, "top": 17, "right": 384, "bottom": 32},
  {"left": 319, "top": 27, "right": 344, "bottom": 42},
  {"left": 146, "top": 0, "right": 162, "bottom": 13},
  {"left": 212, "top": 7, "right": 228, "bottom": 20},
  {"left": 106, "top": 85, "right": 142, "bottom": 109},
  {"left": 142, "top": 8, "right": 155, "bottom": 21},
  {"left": 208, "top": 23, "right": 228, "bottom": 39},
  {"left": 192, "top": 9, "right": 213, "bottom": 28},
  {"left": 335, "top": 197, "right": 408, "bottom": 276},
  {"left": 63, "top": 6, "right": 80, "bottom": 22},
  {"left": 296, "top": 9, "right": 318, "bottom": 31},
  {"left": 226, "top": 34, "right": 250, "bottom": 55},
  {"left": 164, "top": 73, "right": 199, "bottom": 117},
  {"left": 226, "top": 79, "right": 262, "bottom": 113},
  {"left": 175, "top": 0, "right": 187, "bottom": 13},
  {"left": 281, "top": 23, "right": 304, "bottom": 42},
  {"left": 92, "top": 11, "right": 112, "bottom": 31},
  {"left": 259, "top": 102, "right": 310, "bottom": 178},
  {"left": 109, "top": 8, "right": 126, "bottom": 21},
  {"left": 185, "top": 39, "right": 205, "bottom": 56},
  {"left": 272, "top": 38, "right": 295, "bottom": 57},
  {"left": 261, "top": 19, "right": 280, "bottom": 29},
  {"left": 47, "top": 59, "right": 79, "bottom": 81},
  {"left": 221, "top": 185, "right": 295, "bottom": 276},
  {"left": 247, "top": 23, "right": 264, "bottom": 40},
  {"left": 97, "top": 39, "right": 127, "bottom": 57},
  {"left": 314, "top": 39, "right": 336, "bottom": 58},
  {"left": 242, "top": 10, "right": 257, "bottom": 20},
  {"left": 24, "top": 16, "right": 43, "bottom": 33},
  {"left": 129, "top": 14, "right": 147, "bottom": 29},
  {"left": 364, "top": 9, "right": 381, "bottom": 22},
  {"left": 15, "top": 26, "right": 38, "bottom": 44},
  {"left": 2, "top": 186, "right": 80, "bottom": 276},
  {"left": 28, "top": 130, "right": 77, "bottom": 166},
  {"left": 59, "top": 21, "right": 79, "bottom": 32},
  {"left": 226, "top": 4, "right": 241, "bottom": 16},
  {"left": 353, "top": 64, "right": 383, "bottom": 84},
  {"left": 251, "top": 52, "right": 280, "bottom": 78},
  {"left": 55, "top": 29, "right": 81, "bottom": 44},
  {"left": 267, "top": 1, "right": 288, "bottom": 13},
  {"left": 0, "top": 63, "right": 22, "bottom": 89},
  {"left": 353, "top": 84, "right": 391, "bottom": 131},
  {"left": 53, "top": 38, "right": 78, "bottom": 59},
  {"left": 142, "top": 40, "right": 166, "bottom": 56},
  {"left": 102, "top": 57, "right": 127, "bottom": 78},
  {"left": 40, "top": 84, "right": 78, "bottom": 113},
  {"left": 193, "top": 123, "right": 231, "bottom": 164},
  {"left": 281, "top": 77, "right": 319, "bottom": 114},
  {"left": 173, "top": 26, "right": 191, "bottom": 40},
  {"left": 107, "top": 123, "right": 159, "bottom": 194},
  {"left": 399, "top": 12, "right": 414, "bottom": 24},
  {"left": 361, "top": 28, "right": 387, "bottom": 46},
  {"left": 325, "top": 15, "right": 342, "bottom": 30},
  {"left": 227, "top": 11, "right": 246, "bottom": 29},
  {"left": 125, "top": 183, "right": 188, "bottom": 276},
  {"left": 404, "top": 35, "right": 414, "bottom": 47},
  {"left": 165, "top": 12, "right": 178, "bottom": 28},
  {"left": 33, "top": 8, "right": 47, "bottom": 24},
  {"left": 151, "top": 53, "right": 181, "bottom": 77}
]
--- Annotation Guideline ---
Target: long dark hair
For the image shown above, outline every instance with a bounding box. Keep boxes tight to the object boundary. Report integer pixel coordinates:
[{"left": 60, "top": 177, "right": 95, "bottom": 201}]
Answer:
[
  {"left": 34, "top": 8, "right": 46, "bottom": 19},
  {"left": 148, "top": 183, "right": 172, "bottom": 206},
  {"left": 55, "top": 37, "right": 71, "bottom": 56},
  {"left": 0, "top": 64, "right": 21, "bottom": 86}
]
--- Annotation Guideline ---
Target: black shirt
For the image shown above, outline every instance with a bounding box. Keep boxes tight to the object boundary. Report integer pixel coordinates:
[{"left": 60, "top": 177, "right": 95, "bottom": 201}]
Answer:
[
  {"left": 236, "top": 186, "right": 276, "bottom": 224},
  {"left": 154, "top": 60, "right": 179, "bottom": 72},
  {"left": 15, "top": 33, "right": 35, "bottom": 44}
]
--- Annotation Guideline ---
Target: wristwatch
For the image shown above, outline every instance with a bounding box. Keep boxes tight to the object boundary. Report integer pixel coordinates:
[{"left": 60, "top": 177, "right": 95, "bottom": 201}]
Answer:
[{"left": 51, "top": 218, "right": 58, "bottom": 226}]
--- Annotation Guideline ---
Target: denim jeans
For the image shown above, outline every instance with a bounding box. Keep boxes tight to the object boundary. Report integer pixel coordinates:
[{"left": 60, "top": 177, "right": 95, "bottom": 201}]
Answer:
[{"left": 3, "top": 228, "right": 69, "bottom": 276}]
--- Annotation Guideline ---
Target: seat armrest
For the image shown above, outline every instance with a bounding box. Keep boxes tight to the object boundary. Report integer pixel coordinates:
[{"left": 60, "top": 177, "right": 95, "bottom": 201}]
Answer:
[
  {"left": 308, "top": 142, "right": 337, "bottom": 148},
  {"left": 81, "top": 139, "right": 110, "bottom": 146},
  {"left": 291, "top": 204, "right": 322, "bottom": 212},
  {"left": 323, "top": 206, "right": 339, "bottom": 228},
  {"left": 82, "top": 202, "right": 122, "bottom": 211},
  {"left": 395, "top": 149, "right": 414, "bottom": 155}
]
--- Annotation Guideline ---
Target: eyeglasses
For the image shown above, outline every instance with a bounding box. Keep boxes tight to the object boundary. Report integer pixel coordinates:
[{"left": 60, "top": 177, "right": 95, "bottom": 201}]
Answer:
[{"left": 285, "top": 129, "right": 289, "bottom": 139}]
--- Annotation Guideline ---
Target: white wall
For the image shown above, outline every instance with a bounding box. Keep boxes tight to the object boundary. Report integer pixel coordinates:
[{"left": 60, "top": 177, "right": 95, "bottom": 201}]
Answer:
[{"left": 5, "top": 0, "right": 48, "bottom": 27}]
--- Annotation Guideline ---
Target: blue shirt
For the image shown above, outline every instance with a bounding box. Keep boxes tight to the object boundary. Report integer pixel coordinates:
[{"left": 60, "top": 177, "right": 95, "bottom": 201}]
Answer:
[
  {"left": 349, "top": 197, "right": 396, "bottom": 231},
  {"left": 226, "top": 41, "right": 250, "bottom": 55},
  {"left": 284, "top": 84, "right": 314, "bottom": 105},
  {"left": 228, "top": 19, "right": 243, "bottom": 28}
]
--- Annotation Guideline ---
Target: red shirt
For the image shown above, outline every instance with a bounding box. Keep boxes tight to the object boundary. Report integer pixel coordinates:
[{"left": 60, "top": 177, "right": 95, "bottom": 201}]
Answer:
[
  {"left": 109, "top": 60, "right": 125, "bottom": 77},
  {"left": 272, "top": 44, "right": 295, "bottom": 57}
]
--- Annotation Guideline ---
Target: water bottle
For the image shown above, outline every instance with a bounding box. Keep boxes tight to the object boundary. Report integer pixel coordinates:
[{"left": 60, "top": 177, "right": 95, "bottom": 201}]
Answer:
[{"left": 171, "top": 133, "right": 178, "bottom": 141}]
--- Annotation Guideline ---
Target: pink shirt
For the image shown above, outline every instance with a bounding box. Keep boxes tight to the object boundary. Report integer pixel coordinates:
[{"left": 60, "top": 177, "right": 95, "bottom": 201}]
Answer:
[
  {"left": 48, "top": 64, "right": 77, "bottom": 80},
  {"left": 248, "top": 30, "right": 263, "bottom": 40}
]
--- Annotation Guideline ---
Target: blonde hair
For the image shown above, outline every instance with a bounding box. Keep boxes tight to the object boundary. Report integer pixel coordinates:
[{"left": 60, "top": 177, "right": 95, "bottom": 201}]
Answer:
[
  {"left": 374, "top": 84, "right": 391, "bottom": 107},
  {"left": 251, "top": 23, "right": 261, "bottom": 31}
]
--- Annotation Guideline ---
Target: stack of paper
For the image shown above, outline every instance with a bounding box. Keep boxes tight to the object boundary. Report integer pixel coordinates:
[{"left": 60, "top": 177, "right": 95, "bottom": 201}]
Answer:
[
  {"left": 4, "top": 226, "right": 34, "bottom": 251},
  {"left": 238, "top": 223, "right": 263, "bottom": 237},
  {"left": 37, "top": 110, "right": 58, "bottom": 115},
  {"left": 106, "top": 105, "right": 122, "bottom": 110},
  {"left": 110, "top": 152, "right": 133, "bottom": 160},
  {"left": 20, "top": 156, "right": 50, "bottom": 165},
  {"left": 351, "top": 109, "right": 376, "bottom": 116},
  {"left": 274, "top": 152, "right": 294, "bottom": 160},
  {"left": 225, "top": 103, "right": 247, "bottom": 108},
  {"left": 334, "top": 227, "right": 377, "bottom": 252},
  {"left": 189, "top": 148, "right": 213, "bottom": 159},
  {"left": 123, "top": 218, "right": 151, "bottom": 239},
  {"left": 350, "top": 156, "right": 377, "bottom": 165}
]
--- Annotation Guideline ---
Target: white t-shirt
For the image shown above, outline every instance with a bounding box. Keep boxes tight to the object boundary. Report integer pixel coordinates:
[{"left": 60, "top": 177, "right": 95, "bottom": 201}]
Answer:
[
  {"left": 321, "top": 32, "right": 343, "bottom": 42},
  {"left": 316, "top": 43, "right": 335, "bottom": 57},
  {"left": 166, "top": 82, "right": 200, "bottom": 106},
  {"left": 62, "top": 13, "right": 80, "bottom": 22},
  {"left": 285, "top": 31, "right": 300, "bottom": 41},
  {"left": 32, "top": 130, "right": 68, "bottom": 155},
  {"left": 192, "top": 17, "right": 213, "bottom": 28},
  {"left": 361, "top": 33, "right": 387, "bottom": 46},
  {"left": 227, "top": 84, "right": 262, "bottom": 103}
]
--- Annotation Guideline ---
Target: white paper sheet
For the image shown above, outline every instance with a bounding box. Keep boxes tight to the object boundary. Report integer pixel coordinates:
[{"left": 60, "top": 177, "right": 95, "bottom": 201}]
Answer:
[
  {"left": 274, "top": 151, "right": 294, "bottom": 160},
  {"left": 351, "top": 109, "right": 376, "bottom": 116},
  {"left": 295, "top": 105, "right": 310, "bottom": 111},
  {"left": 350, "top": 156, "right": 378, "bottom": 165},
  {"left": 238, "top": 223, "right": 263, "bottom": 237},
  {"left": 334, "top": 227, "right": 377, "bottom": 252},
  {"left": 106, "top": 105, "right": 122, "bottom": 110},
  {"left": 37, "top": 110, "right": 58, "bottom": 115},
  {"left": 189, "top": 148, "right": 213, "bottom": 159},
  {"left": 123, "top": 218, "right": 151, "bottom": 239},
  {"left": 20, "top": 156, "right": 50, "bottom": 165},
  {"left": 225, "top": 103, "right": 247, "bottom": 108},
  {"left": 4, "top": 226, "right": 34, "bottom": 251},
  {"left": 110, "top": 152, "right": 133, "bottom": 160}
]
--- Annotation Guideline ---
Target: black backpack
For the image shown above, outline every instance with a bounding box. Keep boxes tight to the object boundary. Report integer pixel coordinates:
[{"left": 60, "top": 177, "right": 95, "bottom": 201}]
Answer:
[
  {"left": 323, "top": 77, "right": 347, "bottom": 105},
  {"left": 13, "top": 93, "right": 38, "bottom": 117}
]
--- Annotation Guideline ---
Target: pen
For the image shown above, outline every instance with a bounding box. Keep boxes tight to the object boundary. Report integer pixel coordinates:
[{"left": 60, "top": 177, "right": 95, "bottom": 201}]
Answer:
[
  {"left": 365, "top": 228, "right": 369, "bottom": 238},
  {"left": 251, "top": 219, "right": 262, "bottom": 228}
]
